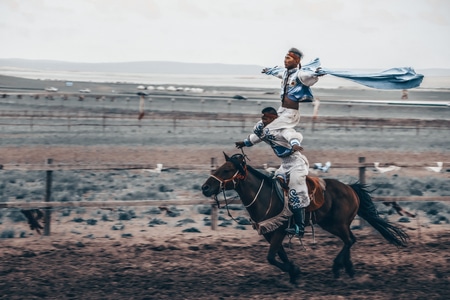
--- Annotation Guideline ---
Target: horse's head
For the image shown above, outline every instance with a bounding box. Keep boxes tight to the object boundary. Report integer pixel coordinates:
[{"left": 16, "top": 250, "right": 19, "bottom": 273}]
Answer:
[{"left": 201, "top": 152, "right": 247, "bottom": 197}]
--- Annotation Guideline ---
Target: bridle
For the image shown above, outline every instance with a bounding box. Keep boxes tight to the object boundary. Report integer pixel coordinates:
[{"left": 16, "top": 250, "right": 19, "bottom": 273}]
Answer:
[
  {"left": 208, "top": 151, "right": 249, "bottom": 192},
  {"left": 208, "top": 162, "right": 247, "bottom": 211},
  {"left": 209, "top": 169, "right": 246, "bottom": 191},
  {"left": 207, "top": 154, "right": 266, "bottom": 221}
]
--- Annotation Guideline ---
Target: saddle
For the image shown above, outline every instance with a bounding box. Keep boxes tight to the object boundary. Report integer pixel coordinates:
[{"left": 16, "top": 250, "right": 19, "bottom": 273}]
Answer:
[
  {"left": 305, "top": 176, "right": 326, "bottom": 212},
  {"left": 275, "top": 175, "right": 326, "bottom": 212}
]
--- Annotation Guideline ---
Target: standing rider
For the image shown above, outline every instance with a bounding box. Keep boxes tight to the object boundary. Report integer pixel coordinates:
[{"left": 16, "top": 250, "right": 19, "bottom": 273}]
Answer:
[
  {"left": 262, "top": 47, "right": 322, "bottom": 130},
  {"left": 235, "top": 107, "right": 310, "bottom": 237}
]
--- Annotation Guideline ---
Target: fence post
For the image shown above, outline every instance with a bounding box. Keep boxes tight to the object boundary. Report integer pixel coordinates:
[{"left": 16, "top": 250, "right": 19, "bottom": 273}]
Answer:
[
  {"left": 358, "top": 156, "right": 367, "bottom": 227},
  {"left": 211, "top": 204, "right": 218, "bottom": 231},
  {"left": 210, "top": 157, "right": 216, "bottom": 173},
  {"left": 102, "top": 114, "right": 106, "bottom": 133},
  {"left": 44, "top": 158, "right": 53, "bottom": 236},
  {"left": 210, "top": 157, "right": 217, "bottom": 230},
  {"left": 200, "top": 98, "right": 205, "bottom": 112},
  {"left": 173, "top": 117, "right": 177, "bottom": 131},
  {"left": 358, "top": 156, "right": 366, "bottom": 185}
]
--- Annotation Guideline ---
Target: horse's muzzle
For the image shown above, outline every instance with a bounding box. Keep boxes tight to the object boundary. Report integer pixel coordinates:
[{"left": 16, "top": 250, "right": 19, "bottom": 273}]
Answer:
[{"left": 201, "top": 183, "right": 214, "bottom": 197}]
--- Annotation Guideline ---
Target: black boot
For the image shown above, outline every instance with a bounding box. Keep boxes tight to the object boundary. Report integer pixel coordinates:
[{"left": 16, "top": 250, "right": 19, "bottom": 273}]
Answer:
[{"left": 286, "top": 208, "right": 305, "bottom": 237}]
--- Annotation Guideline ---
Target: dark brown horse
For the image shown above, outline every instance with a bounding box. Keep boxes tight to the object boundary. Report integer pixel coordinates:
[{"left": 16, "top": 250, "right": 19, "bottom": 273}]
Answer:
[{"left": 201, "top": 153, "right": 409, "bottom": 284}]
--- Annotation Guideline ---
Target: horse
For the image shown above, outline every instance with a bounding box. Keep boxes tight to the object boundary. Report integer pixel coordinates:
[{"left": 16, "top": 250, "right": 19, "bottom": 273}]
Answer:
[{"left": 201, "top": 153, "right": 409, "bottom": 284}]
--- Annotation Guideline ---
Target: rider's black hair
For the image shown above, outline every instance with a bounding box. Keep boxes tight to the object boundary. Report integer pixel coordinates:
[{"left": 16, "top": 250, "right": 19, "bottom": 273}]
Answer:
[{"left": 261, "top": 107, "right": 278, "bottom": 115}]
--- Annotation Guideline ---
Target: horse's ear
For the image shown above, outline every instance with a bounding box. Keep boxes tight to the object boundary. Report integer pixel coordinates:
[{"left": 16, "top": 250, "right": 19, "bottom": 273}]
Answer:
[{"left": 223, "top": 152, "right": 230, "bottom": 161}]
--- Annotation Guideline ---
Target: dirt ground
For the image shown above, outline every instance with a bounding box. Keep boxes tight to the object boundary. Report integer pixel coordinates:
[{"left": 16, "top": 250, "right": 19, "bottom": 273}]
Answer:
[{"left": 0, "top": 221, "right": 449, "bottom": 300}]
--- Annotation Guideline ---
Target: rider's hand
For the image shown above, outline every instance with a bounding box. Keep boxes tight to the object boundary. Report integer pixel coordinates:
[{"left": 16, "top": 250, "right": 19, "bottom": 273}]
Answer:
[
  {"left": 292, "top": 145, "right": 304, "bottom": 152},
  {"left": 315, "top": 67, "right": 325, "bottom": 77},
  {"left": 261, "top": 68, "right": 269, "bottom": 74},
  {"left": 235, "top": 141, "right": 245, "bottom": 149}
]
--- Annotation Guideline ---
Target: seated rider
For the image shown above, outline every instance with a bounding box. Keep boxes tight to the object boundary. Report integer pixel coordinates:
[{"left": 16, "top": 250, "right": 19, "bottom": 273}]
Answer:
[
  {"left": 235, "top": 107, "right": 310, "bottom": 237},
  {"left": 262, "top": 47, "right": 322, "bottom": 130}
]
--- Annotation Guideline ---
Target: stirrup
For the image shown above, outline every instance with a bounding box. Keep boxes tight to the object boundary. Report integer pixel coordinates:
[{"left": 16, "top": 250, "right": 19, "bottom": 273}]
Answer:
[{"left": 285, "top": 225, "right": 304, "bottom": 238}]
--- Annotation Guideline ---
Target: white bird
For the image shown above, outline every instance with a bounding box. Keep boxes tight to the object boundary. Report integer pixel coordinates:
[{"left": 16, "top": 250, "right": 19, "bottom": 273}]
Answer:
[
  {"left": 373, "top": 162, "right": 401, "bottom": 173},
  {"left": 145, "top": 163, "right": 164, "bottom": 174},
  {"left": 321, "top": 161, "right": 331, "bottom": 172},
  {"left": 313, "top": 161, "right": 331, "bottom": 173},
  {"left": 425, "top": 162, "right": 443, "bottom": 173}
]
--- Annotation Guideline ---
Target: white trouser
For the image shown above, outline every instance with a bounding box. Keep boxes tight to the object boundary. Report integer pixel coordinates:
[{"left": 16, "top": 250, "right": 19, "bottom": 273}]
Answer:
[
  {"left": 275, "top": 152, "right": 310, "bottom": 209},
  {"left": 265, "top": 107, "right": 300, "bottom": 130}
]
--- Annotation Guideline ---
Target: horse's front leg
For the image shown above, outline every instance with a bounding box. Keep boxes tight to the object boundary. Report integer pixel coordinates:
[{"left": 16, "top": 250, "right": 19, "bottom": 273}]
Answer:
[
  {"left": 277, "top": 245, "right": 301, "bottom": 284},
  {"left": 264, "top": 231, "right": 300, "bottom": 284}
]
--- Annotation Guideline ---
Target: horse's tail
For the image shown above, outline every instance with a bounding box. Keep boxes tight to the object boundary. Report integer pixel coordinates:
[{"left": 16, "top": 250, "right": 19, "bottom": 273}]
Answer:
[{"left": 350, "top": 182, "right": 409, "bottom": 247}]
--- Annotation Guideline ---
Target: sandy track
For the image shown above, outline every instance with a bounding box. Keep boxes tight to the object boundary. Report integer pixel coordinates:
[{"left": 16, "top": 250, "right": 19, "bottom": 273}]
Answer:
[{"left": 0, "top": 225, "right": 448, "bottom": 300}]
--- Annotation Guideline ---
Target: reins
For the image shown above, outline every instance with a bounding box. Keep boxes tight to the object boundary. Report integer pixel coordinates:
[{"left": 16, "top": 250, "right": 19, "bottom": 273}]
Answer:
[
  {"left": 244, "top": 178, "right": 264, "bottom": 208},
  {"left": 207, "top": 149, "right": 273, "bottom": 223},
  {"left": 208, "top": 164, "right": 246, "bottom": 221},
  {"left": 208, "top": 149, "right": 255, "bottom": 222}
]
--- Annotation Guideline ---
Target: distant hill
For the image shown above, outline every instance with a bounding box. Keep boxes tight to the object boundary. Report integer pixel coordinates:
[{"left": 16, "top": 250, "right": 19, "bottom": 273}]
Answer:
[
  {"left": 1, "top": 58, "right": 449, "bottom": 77},
  {"left": 0, "top": 58, "right": 263, "bottom": 75}
]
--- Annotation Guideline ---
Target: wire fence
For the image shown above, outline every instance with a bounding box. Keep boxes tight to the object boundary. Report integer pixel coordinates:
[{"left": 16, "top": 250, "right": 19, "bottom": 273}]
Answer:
[{"left": 1, "top": 158, "right": 449, "bottom": 235}]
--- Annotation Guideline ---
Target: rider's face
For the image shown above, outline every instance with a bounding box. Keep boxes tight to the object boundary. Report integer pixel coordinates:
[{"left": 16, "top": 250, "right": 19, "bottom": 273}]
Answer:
[
  {"left": 284, "top": 54, "right": 299, "bottom": 69},
  {"left": 261, "top": 114, "right": 276, "bottom": 126}
]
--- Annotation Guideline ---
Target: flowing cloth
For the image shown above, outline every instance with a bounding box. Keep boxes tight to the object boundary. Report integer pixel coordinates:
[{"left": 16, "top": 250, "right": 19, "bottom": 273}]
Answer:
[{"left": 303, "top": 58, "right": 424, "bottom": 90}]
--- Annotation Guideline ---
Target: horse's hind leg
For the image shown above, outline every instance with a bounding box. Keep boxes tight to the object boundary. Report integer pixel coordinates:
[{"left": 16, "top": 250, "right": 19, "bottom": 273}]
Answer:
[
  {"left": 323, "top": 225, "right": 356, "bottom": 278},
  {"left": 343, "top": 231, "right": 356, "bottom": 277},
  {"left": 333, "top": 243, "right": 355, "bottom": 278}
]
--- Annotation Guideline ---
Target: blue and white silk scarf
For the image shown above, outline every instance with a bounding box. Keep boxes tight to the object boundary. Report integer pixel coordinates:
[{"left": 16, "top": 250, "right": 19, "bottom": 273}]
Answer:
[{"left": 305, "top": 58, "right": 424, "bottom": 90}]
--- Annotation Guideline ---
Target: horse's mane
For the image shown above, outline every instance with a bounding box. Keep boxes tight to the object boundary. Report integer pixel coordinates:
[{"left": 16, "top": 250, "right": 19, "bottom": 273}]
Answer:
[
  {"left": 229, "top": 153, "right": 273, "bottom": 181},
  {"left": 247, "top": 165, "right": 273, "bottom": 181}
]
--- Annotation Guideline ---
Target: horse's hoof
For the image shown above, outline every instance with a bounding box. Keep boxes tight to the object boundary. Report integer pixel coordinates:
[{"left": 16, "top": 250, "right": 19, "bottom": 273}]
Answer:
[
  {"left": 346, "top": 269, "right": 355, "bottom": 278},
  {"left": 289, "top": 265, "right": 301, "bottom": 284},
  {"left": 332, "top": 268, "right": 341, "bottom": 279},
  {"left": 289, "top": 275, "right": 300, "bottom": 285},
  {"left": 345, "top": 263, "right": 355, "bottom": 278}
]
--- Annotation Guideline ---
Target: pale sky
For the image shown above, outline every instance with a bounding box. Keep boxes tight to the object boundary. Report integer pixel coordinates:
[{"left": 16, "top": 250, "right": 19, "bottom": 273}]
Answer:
[{"left": 1, "top": 0, "right": 449, "bottom": 69}]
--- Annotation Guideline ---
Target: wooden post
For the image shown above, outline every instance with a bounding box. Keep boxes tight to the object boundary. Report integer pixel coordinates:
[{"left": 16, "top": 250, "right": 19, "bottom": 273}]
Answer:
[
  {"left": 211, "top": 204, "right": 218, "bottom": 231},
  {"left": 200, "top": 98, "right": 205, "bottom": 112},
  {"left": 358, "top": 156, "right": 367, "bottom": 227},
  {"left": 210, "top": 157, "right": 216, "bottom": 173},
  {"left": 358, "top": 156, "right": 366, "bottom": 185},
  {"left": 44, "top": 158, "right": 53, "bottom": 236},
  {"left": 148, "top": 97, "right": 152, "bottom": 112},
  {"left": 210, "top": 157, "right": 217, "bottom": 230}
]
